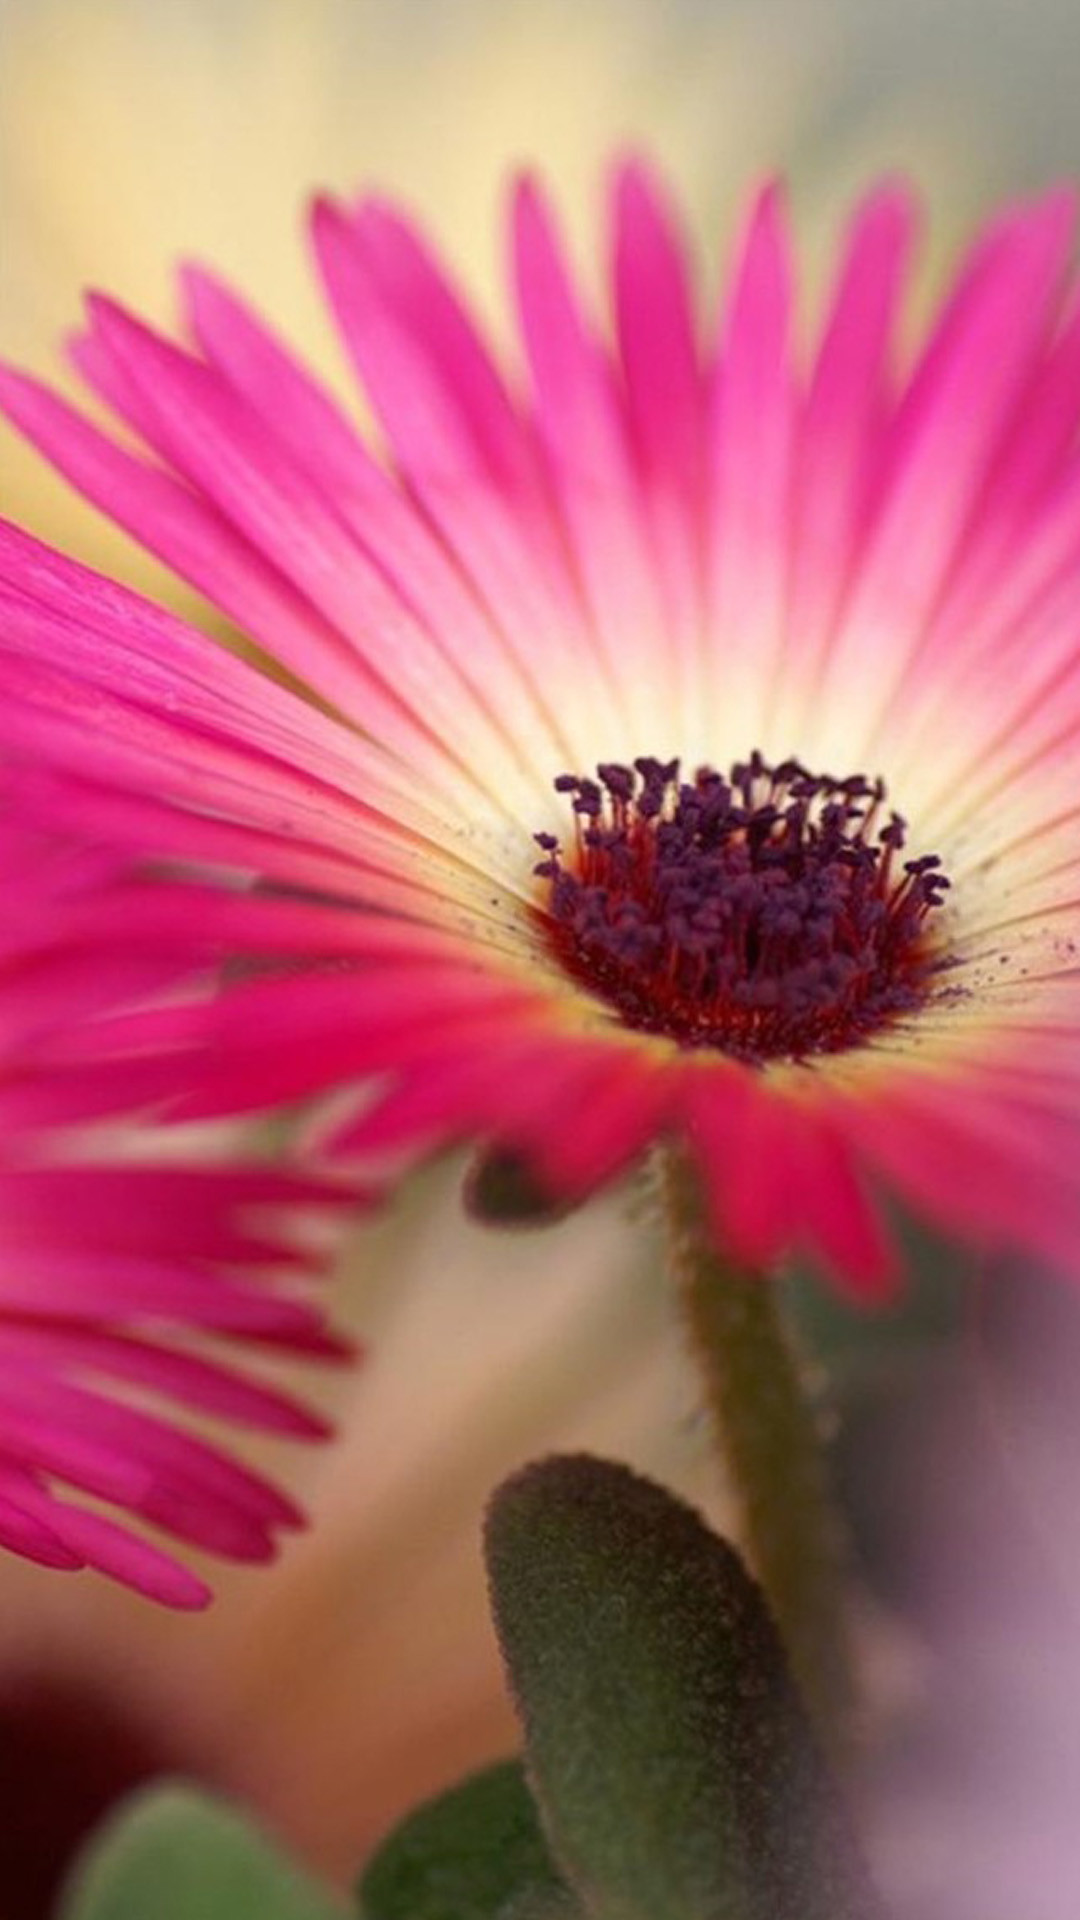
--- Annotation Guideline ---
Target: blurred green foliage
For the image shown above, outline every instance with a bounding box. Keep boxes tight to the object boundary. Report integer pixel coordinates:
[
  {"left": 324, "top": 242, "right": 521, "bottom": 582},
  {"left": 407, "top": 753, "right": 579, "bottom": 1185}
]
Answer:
[{"left": 57, "top": 1785, "right": 348, "bottom": 1920}]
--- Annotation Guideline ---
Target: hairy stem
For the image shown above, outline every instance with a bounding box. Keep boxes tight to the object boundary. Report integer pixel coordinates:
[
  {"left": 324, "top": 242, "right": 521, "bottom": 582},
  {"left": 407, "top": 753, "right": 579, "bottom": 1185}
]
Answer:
[{"left": 661, "top": 1146, "right": 854, "bottom": 1740}]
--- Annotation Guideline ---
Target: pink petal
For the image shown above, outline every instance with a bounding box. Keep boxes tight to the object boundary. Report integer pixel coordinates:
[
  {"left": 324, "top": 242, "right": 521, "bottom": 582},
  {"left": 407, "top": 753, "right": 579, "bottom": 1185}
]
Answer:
[
  {"left": 76, "top": 301, "right": 535, "bottom": 811},
  {"left": 784, "top": 180, "right": 918, "bottom": 722},
  {"left": 0, "top": 1473, "right": 212, "bottom": 1608},
  {"left": 0, "top": 1325, "right": 332, "bottom": 1436},
  {"left": 182, "top": 264, "right": 572, "bottom": 785},
  {"left": 682, "top": 1065, "right": 796, "bottom": 1270},
  {"left": 0, "top": 513, "right": 461, "bottom": 844},
  {"left": 828, "top": 188, "right": 1077, "bottom": 737},
  {"left": 705, "top": 181, "right": 797, "bottom": 752},
  {"left": 312, "top": 194, "right": 610, "bottom": 759},
  {"left": 44, "top": 1506, "right": 213, "bottom": 1608},
  {"left": 612, "top": 158, "right": 702, "bottom": 492},
  {"left": 781, "top": 1108, "right": 897, "bottom": 1299},
  {"left": 610, "top": 157, "right": 707, "bottom": 739},
  {"left": 515, "top": 1045, "right": 677, "bottom": 1196},
  {"left": 511, "top": 174, "right": 672, "bottom": 745},
  {"left": 0, "top": 364, "right": 413, "bottom": 773},
  {"left": 681, "top": 1068, "right": 896, "bottom": 1293},
  {"left": 342, "top": 194, "right": 542, "bottom": 494},
  {"left": 0, "top": 1161, "right": 353, "bottom": 1263},
  {"left": 0, "top": 1249, "right": 336, "bottom": 1343},
  {"left": 0, "top": 1478, "right": 84, "bottom": 1571},
  {"left": 835, "top": 1077, "right": 1080, "bottom": 1276}
]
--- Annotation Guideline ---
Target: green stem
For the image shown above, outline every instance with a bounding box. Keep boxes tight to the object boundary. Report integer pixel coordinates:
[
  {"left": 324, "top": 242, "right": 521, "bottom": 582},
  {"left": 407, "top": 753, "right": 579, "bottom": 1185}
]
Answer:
[{"left": 661, "top": 1146, "right": 853, "bottom": 1741}]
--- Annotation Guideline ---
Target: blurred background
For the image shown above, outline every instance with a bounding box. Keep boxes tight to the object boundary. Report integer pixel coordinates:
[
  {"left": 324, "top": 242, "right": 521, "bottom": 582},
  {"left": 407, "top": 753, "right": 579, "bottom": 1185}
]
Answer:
[
  {"left": 2, "top": 3, "right": 1080, "bottom": 1917},
  {"left": 6, "top": 0, "right": 1080, "bottom": 597}
]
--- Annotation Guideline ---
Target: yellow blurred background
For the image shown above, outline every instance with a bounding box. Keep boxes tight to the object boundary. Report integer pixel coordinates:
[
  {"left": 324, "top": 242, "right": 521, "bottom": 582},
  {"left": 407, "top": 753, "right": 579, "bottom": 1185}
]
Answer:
[{"left": 9, "top": 0, "right": 1077, "bottom": 598}]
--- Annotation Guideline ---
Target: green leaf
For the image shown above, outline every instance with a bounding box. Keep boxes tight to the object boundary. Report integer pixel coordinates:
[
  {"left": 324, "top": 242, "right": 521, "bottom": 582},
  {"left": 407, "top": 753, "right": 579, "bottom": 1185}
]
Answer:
[
  {"left": 485, "top": 1455, "right": 887, "bottom": 1920},
  {"left": 358, "top": 1758, "right": 579, "bottom": 1919},
  {"left": 498, "top": 1894, "right": 584, "bottom": 1920},
  {"left": 58, "top": 1783, "right": 347, "bottom": 1920}
]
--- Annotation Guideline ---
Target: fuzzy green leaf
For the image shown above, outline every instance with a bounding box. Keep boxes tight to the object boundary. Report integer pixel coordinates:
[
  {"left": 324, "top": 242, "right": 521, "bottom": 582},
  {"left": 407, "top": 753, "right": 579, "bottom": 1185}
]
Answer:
[
  {"left": 58, "top": 1783, "right": 347, "bottom": 1920},
  {"left": 358, "top": 1758, "right": 578, "bottom": 1919},
  {"left": 485, "top": 1455, "right": 887, "bottom": 1920}
]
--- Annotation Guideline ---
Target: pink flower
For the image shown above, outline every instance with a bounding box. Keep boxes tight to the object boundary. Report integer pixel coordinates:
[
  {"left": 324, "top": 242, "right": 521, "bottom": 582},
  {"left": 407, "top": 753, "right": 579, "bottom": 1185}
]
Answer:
[
  {"left": 0, "top": 816, "right": 356, "bottom": 1607},
  {"left": 1, "top": 162, "right": 1078, "bottom": 1297}
]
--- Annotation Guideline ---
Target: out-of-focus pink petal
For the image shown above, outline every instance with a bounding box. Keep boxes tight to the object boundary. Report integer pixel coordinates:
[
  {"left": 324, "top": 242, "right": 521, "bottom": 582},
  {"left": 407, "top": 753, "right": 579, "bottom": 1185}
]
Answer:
[
  {"left": 835, "top": 1076, "right": 1080, "bottom": 1275},
  {"left": 780, "top": 1107, "right": 897, "bottom": 1299},
  {"left": 0, "top": 803, "right": 352, "bottom": 1599},
  {"left": 517, "top": 1045, "right": 677, "bottom": 1197},
  {"left": 0, "top": 1480, "right": 84, "bottom": 1572},
  {"left": 0, "top": 1325, "right": 331, "bottom": 1436},
  {"left": 683, "top": 1065, "right": 797, "bottom": 1270},
  {"left": 682, "top": 1068, "right": 896, "bottom": 1294},
  {"left": 3, "top": 1254, "right": 349, "bottom": 1357},
  {"left": 0, "top": 1472, "right": 212, "bottom": 1609}
]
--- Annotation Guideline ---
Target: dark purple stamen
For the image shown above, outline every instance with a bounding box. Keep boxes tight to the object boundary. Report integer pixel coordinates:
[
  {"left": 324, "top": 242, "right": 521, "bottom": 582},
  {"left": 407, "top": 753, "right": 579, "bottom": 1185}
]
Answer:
[{"left": 534, "top": 754, "right": 951, "bottom": 1061}]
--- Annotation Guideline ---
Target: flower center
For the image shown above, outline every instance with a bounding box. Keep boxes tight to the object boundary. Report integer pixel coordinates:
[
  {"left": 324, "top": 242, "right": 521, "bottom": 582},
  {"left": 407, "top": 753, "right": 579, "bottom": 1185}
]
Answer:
[{"left": 534, "top": 754, "right": 951, "bottom": 1061}]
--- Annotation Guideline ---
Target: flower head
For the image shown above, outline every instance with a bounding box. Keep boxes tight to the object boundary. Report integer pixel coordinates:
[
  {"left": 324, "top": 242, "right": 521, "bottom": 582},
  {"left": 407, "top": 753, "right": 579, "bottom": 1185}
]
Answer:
[
  {"left": 2, "top": 163, "right": 1079, "bottom": 1294},
  {"left": 0, "top": 814, "right": 356, "bottom": 1606}
]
